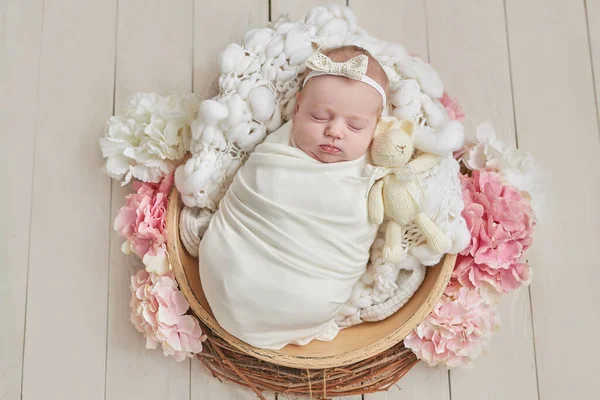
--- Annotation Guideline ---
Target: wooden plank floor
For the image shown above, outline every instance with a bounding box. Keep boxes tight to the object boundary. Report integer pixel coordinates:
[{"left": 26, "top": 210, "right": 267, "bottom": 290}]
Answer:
[{"left": 2, "top": 1, "right": 599, "bottom": 399}]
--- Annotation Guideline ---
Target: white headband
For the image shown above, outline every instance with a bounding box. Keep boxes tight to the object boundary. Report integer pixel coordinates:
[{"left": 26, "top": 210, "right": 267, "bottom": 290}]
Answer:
[{"left": 302, "top": 52, "right": 387, "bottom": 108}]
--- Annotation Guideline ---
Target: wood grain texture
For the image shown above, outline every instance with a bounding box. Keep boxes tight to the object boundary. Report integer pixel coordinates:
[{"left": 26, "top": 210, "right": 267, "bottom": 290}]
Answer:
[
  {"left": 0, "top": 1, "right": 44, "bottom": 399},
  {"left": 271, "top": 0, "right": 346, "bottom": 23},
  {"left": 192, "top": 364, "right": 270, "bottom": 400},
  {"left": 19, "top": 0, "right": 116, "bottom": 399},
  {"left": 426, "top": 1, "right": 539, "bottom": 398},
  {"left": 506, "top": 0, "right": 600, "bottom": 398},
  {"left": 364, "top": 363, "right": 450, "bottom": 400},
  {"left": 104, "top": 1, "right": 193, "bottom": 399},
  {"left": 348, "top": 1, "right": 448, "bottom": 399},
  {"left": 587, "top": 0, "right": 600, "bottom": 125},
  {"left": 349, "top": 0, "right": 427, "bottom": 58}
]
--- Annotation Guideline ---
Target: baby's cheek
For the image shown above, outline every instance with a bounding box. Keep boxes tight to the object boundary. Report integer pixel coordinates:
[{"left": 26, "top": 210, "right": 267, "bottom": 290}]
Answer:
[
  {"left": 357, "top": 134, "right": 374, "bottom": 152},
  {"left": 301, "top": 125, "right": 320, "bottom": 143},
  {"left": 294, "top": 125, "right": 317, "bottom": 148}
]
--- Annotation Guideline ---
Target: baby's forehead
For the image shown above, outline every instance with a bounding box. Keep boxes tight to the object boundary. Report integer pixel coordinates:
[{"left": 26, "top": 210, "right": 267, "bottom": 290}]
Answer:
[{"left": 301, "top": 77, "right": 381, "bottom": 115}]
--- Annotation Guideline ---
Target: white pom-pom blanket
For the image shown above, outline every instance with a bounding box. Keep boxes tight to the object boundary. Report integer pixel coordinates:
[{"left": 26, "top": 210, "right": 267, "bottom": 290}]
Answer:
[{"left": 176, "top": 4, "right": 469, "bottom": 329}]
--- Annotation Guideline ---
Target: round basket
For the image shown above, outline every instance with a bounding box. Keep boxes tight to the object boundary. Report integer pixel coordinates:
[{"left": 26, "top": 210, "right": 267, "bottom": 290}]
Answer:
[{"left": 166, "top": 186, "right": 455, "bottom": 371}]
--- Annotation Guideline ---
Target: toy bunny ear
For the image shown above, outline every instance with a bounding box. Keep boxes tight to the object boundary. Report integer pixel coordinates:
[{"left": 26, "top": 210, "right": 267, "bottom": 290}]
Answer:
[{"left": 400, "top": 119, "right": 414, "bottom": 136}]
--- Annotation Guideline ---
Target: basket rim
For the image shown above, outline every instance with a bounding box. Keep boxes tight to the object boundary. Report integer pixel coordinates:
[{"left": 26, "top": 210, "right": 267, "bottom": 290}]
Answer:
[{"left": 167, "top": 186, "right": 455, "bottom": 369}]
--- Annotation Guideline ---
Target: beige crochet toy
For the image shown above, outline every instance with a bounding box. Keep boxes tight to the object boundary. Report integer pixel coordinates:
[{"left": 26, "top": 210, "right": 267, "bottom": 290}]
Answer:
[{"left": 368, "top": 116, "right": 451, "bottom": 263}]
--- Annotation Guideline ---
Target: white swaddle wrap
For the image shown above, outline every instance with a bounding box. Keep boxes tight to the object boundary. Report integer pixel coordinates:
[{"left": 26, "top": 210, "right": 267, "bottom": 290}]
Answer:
[{"left": 199, "top": 120, "right": 378, "bottom": 349}]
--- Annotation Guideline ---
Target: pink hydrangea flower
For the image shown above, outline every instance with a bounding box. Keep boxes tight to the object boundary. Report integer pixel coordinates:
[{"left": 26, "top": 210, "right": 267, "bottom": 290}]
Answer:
[
  {"left": 457, "top": 170, "right": 535, "bottom": 293},
  {"left": 130, "top": 269, "right": 207, "bottom": 361},
  {"left": 405, "top": 280, "right": 500, "bottom": 367},
  {"left": 440, "top": 92, "right": 465, "bottom": 121},
  {"left": 114, "top": 173, "right": 174, "bottom": 261},
  {"left": 453, "top": 254, "right": 531, "bottom": 295}
]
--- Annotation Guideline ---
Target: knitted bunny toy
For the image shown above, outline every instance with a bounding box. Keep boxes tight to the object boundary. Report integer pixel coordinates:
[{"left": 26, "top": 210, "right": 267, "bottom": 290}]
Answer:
[{"left": 368, "top": 116, "right": 451, "bottom": 263}]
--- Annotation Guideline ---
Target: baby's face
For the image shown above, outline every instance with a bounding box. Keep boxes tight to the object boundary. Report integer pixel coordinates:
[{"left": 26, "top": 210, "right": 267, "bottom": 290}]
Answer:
[{"left": 292, "top": 75, "right": 381, "bottom": 163}]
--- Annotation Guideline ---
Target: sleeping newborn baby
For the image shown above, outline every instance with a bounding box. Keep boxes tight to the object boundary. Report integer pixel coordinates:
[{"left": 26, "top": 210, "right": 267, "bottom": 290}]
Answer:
[{"left": 199, "top": 45, "right": 390, "bottom": 349}]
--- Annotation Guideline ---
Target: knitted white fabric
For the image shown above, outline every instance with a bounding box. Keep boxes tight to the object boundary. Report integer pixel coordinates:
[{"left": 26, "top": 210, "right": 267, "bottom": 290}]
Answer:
[
  {"left": 335, "top": 255, "right": 426, "bottom": 328},
  {"left": 178, "top": 4, "right": 469, "bottom": 329},
  {"left": 179, "top": 206, "right": 213, "bottom": 258},
  {"left": 360, "top": 266, "right": 426, "bottom": 322}
]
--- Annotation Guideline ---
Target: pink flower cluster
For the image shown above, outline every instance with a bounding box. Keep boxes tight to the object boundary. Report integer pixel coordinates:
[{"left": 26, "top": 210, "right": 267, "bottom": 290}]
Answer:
[
  {"left": 130, "top": 269, "right": 206, "bottom": 361},
  {"left": 406, "top": 168, "right": 535, "bottom": 367},
  {"left": 456, "top": 170, "right": 535, "bottom": 294},
  {"left": 405, "top": 280, "right": 500, "bottom": 367},
  {"left": 439, "top": 92, "right": 465, "bottom": 121},
  {"left": 114, "top": 173, "right": 174, "bottom": 260}
]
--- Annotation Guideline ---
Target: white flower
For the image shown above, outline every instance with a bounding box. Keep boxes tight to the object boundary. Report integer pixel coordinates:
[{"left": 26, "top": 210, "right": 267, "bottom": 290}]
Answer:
[
  {"left": 461, "top": 122, "right": 544, "bottom": 219},
  {"left": 100, "top": 92, "right": 199, "bottom": 185},
  {"left": 143, "top": 248, "right": 171, "bottom": 276},
  {"left": 462, "top": 122, "right": 507, "bottom": 170}
]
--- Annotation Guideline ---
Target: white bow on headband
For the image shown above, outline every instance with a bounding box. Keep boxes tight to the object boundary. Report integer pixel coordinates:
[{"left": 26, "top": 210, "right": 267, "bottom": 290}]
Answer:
[
  {"left": 305, "top": 52, "right": 368, "bottom": 81},
  {"left": 303, "top": 51, "right": 387, "bottom": 108}
]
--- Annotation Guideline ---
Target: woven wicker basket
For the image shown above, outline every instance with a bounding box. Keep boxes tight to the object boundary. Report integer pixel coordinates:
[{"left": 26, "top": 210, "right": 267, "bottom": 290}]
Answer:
[{"left": 166, "top": 185, "right": 454, "bottom": 371}]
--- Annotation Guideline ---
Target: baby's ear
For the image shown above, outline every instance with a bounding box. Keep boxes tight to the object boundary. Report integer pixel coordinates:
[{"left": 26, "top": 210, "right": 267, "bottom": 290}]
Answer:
[
  {"left": 400, "top": 119, "right": 414, "bottom": 136},
  {"left": 294, "top": 93, "right": 301, "bottom": 115}
]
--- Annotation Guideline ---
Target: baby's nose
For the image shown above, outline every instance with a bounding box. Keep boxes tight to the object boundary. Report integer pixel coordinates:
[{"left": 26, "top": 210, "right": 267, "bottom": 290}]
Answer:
[
  {"left": 327, "top": 129, "right": 343, "bottom": 138},
  {"left": 326, "top": 122, "right": 345, "bottom": 138}
]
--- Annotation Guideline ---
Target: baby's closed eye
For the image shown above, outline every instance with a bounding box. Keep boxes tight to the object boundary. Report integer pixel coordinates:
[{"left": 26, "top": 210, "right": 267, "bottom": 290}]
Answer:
[
  {"left": 310, "top": 112, "right": 329, "bottom": 121},
  {"left": 348, "top": 120, "right": 368, "bottom": 131}
]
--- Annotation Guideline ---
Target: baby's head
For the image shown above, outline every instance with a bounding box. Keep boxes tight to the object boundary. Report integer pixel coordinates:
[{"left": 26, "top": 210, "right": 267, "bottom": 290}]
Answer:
[{"left": 292, "top": 45, "right": 390, "bottom": 163}]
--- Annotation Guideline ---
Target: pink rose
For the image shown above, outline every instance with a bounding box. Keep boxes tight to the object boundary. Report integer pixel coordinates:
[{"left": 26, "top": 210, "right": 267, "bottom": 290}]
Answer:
[
  {"left": 457, "top": 170, "right": 534, "bottom": 294},
  {"left": 439, "top": 92, "right": 465, "bottom": 122},
  {"left": 114, "top": 173, "right": 174, "bottom": 260},
  {"left": 405, "top": 280, "right": 500, "bottom": 367},
  {"left": 130, "top": 269, "right": 207, "bottom": 361}
]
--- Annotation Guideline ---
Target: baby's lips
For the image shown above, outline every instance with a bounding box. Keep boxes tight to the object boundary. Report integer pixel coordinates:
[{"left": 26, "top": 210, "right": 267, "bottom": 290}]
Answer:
[{"left": 320, "top": 144, "right": 342, "bottom": 154}]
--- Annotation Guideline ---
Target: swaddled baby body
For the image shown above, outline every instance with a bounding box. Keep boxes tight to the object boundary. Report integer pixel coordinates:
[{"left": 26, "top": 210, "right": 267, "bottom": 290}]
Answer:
[{"left": 199, "top": 46, "right": 391, "bottom": 349}]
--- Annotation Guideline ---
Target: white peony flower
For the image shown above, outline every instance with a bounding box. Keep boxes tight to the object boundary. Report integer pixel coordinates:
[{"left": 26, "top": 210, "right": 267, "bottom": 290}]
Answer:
[
  {"left": 100, "top": 92, "right": 199, "bottom": 185},
  {"left": 461, "top": 122, "right": 544, "bottom": 219}
]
